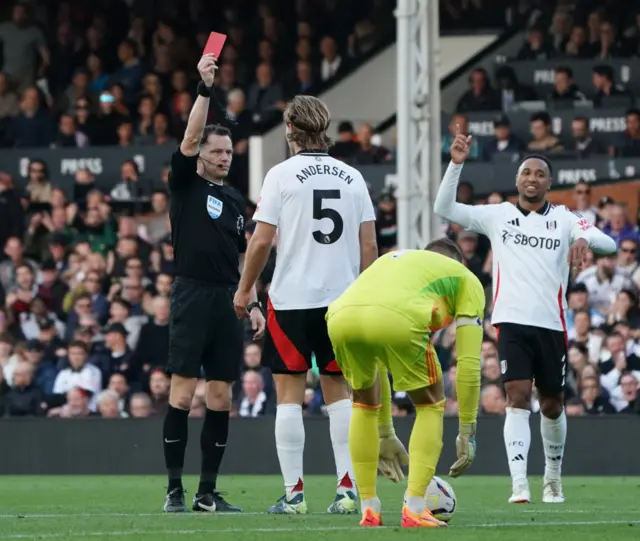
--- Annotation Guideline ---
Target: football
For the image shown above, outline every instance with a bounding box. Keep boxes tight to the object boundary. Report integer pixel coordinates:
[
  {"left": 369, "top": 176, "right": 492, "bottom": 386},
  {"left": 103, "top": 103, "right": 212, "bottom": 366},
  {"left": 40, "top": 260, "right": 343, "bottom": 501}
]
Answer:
[{"left": 425, "top": 476, "right": 457, "bottom": 522}]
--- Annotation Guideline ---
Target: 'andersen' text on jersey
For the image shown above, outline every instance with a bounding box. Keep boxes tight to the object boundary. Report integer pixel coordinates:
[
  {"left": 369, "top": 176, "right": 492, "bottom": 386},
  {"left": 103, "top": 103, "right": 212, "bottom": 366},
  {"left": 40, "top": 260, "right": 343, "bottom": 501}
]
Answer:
[{"left": 253, "top": 150, "right": 376, "bottom": 310}]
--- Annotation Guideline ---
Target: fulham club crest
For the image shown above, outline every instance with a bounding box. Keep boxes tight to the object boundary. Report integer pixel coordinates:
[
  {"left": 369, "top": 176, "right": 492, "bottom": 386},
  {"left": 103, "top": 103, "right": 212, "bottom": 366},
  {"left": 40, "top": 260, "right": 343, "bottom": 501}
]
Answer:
[{"left": 546, "top": 220, "right": 557, "bottom": 231}]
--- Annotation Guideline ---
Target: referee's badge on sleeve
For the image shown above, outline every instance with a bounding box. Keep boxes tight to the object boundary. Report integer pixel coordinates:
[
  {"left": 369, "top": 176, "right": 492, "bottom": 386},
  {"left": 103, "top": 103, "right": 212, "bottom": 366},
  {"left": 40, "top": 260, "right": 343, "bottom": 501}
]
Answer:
[{"left": 206, "top": 195, "right": 223, "bottom": 219}]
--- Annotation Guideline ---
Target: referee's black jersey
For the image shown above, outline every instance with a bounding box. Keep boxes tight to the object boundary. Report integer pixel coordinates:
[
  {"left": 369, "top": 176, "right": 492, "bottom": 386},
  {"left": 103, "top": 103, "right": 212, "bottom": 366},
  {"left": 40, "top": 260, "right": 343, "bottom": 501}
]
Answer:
[{"left": 168, "top": 149, "right": 246, "bottom": 285}]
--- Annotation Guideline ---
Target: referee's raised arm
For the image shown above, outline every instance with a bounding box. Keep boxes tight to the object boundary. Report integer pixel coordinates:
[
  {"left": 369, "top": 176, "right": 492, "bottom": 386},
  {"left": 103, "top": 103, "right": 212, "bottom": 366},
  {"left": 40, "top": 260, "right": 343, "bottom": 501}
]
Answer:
[{"left": 180, "top": 54, "right": 216, "bottom": 157}]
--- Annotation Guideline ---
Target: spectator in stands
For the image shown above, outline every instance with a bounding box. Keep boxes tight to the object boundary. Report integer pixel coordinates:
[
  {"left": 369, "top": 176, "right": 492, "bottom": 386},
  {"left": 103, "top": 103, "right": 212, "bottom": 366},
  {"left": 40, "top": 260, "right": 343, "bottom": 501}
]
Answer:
[
  {"left": 577, "top": 253, "right": 634, "bottom": 314},
  {"left": 1, "top": 237, "right": 37, "bottom": 293},
  {"left": 110, "top": 40, "right": 145, "bottom": 108},
  {"left": 53, "top": 340, "right": 102, "bottom": 410},
  {"left": 567, "top": 116, "right": 606, "bottom": 157},
  {"left": 516, "top": 26, "right": 555, "bottom": 60},
  {"left": 287, "top": 60, "right": 315, "bottom": 96},
  {"left": 549, "top": 8, "right": 573, "bottom": 53},
  {"left": 618, "top": 372, "right": 639, "bottom": 413},
  {"left": 24, "top": 339, "right": 57, "bottom": 395},
  {"left": 0, "top": 72, "right": 19, "bottom": 119},
  {"left": 456, "top": 68, "right": 500, "bottom": 113},
  {"left": 25, "top": 160, "right": 53, "bottom": 204},
  {"left": 564, "top": 25, "right": 591, "bottom": 58},
  {"left": 110, "top": 160, "right": 153, "bottom": 202},
  {"left": 354, "top": 123, "right": 391, "bottom": 164},
  {"left": 247, "top": 63, "right": 285, "bottom": 127},
  {"left": 92, "top": 92, "right": 122, "bottom": 146},
  {"left": 591, "top": 65, "right": 629, "bottom": 107},
  {"left": 52, "top": 114, "right": 89, "bottom": 149},
  {"left": 0, "top": 3, "right": 50, "bottom": 93},
  {"left": 601, "top": 203, "right": 640, "bottom": 246},
  {"left": 600, "top": 332, "right": 640, "bottom": 398},
  {"left": 103, "top": 322, "right": 136, "bottom": 384},
  {"left": 494, "top": 66, "right": 536, "bottom": 112},
  {"left": 571, "top": 181, "right": 599, "bottom": 225},
  {"left": 594, "top": 21, "right": 624, "bottom": 60},
  {"left": 442, "top": 114, "right": 482, "bottom": 160},
  {"left": 330, "top": 121, "right": 359, "bottom": 162},
  {"left": 319, "top": 36, "right": 347, "bottom": 82},
  {"left": 0, "top": 174, "right": 24, "bottom": 250},
  {"left": 129, "top": 392, "right": 152, "bottom": 418},
  {"left": 237, "top": 370, "right": 269, "bottom": 417},
  {"left": 97, "top": 390, "right": 126, "bottom": 418},
  {"left": 566, "top": 282, "right": 605, "bottom": 335},
  {"left": 11, "top": 87, "right": 52, "bottom": 148},
  {"left": 4, "top": 361, "right": 43, "bottom": 417},
  {"left": 548, "top": 67, "right": 588, "bottom": 104},
  {"left": 616, "top": 109, "right": 640, "bottom": 157},
  {"left": 618, "top": 238, "right": 640, "bottom": 289},
  {"left": 527, "top": 111, "right": 563, "bottom": 153},
  {"left": 375, "top": 187, "right": 397, "bottom": 254},
  {"left": 483, "top": 115, "right": 524, "bottom": 160},
  {"left": 581, "top": 375, "right": 615, "bottom": 415},
  {"left": 134, "top": 296, "right": 169, "bottom": 377},
  {"left": 148, "top": 369, "right": 169, "bottom": 415}
]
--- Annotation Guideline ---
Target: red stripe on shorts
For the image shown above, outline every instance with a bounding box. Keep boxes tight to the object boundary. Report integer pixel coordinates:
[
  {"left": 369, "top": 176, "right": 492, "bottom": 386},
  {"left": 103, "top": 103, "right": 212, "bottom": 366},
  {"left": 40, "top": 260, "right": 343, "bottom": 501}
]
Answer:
[{"left": 267, "top": 298, "right": 308, "bottom": 372}]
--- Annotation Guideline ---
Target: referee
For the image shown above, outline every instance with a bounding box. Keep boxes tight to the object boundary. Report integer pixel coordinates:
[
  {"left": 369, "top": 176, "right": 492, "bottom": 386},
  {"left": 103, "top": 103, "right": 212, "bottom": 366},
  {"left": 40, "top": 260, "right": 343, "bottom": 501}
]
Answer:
[{"left": 162, "top": 53, "right": 266, "bottom": 513}]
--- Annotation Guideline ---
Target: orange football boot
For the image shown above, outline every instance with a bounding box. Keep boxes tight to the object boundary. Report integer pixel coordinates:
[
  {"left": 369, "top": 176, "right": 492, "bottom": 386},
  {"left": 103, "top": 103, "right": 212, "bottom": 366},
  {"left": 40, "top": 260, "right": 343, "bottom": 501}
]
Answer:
[
  {"left": 360, "top": 508, "right": 383, "bottom": 527},
  {"left": 401, "top": 506, "right": 447, "bottom": 528}
]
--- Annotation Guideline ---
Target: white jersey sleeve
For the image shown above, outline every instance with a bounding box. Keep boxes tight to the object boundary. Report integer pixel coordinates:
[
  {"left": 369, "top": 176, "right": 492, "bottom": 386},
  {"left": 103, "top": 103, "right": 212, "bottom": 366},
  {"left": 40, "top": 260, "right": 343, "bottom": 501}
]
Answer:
[
  {"left": 564, "top": 209, "right": 617, "bottom": 254},
  {"left": 434, "top": 161, "right": 500, "bottom": 236},
  {"left": 253, "top": 166, "right": 281, "bottom": 226}
]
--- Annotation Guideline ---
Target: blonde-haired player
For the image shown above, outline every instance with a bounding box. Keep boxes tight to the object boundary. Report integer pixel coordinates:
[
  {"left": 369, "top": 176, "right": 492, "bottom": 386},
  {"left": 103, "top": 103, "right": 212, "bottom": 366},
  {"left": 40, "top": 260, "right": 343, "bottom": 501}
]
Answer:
[{"left": 326, "top": 238, "right": 484, "bottom": 527}]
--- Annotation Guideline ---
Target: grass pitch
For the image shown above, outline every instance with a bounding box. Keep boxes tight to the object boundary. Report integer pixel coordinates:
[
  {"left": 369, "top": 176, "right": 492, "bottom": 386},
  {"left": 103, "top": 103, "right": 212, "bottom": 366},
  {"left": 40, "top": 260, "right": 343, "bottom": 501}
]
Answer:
[{"left": 0, "top": 476, "right": 638, "bottom": 540}]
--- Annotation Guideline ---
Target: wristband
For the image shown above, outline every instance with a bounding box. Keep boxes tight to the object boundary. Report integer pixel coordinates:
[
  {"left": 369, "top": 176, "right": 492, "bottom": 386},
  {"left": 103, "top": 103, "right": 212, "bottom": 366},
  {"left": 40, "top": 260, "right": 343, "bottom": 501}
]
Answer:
[
  {"left": 378, "top": 424, "right": 396, "bottom": 438},
  {"left": 247, "top": 301, "right": 262, "bottom": 313},
  {"left": 197, "top": 81, "right": 213, "bottom": 98}
]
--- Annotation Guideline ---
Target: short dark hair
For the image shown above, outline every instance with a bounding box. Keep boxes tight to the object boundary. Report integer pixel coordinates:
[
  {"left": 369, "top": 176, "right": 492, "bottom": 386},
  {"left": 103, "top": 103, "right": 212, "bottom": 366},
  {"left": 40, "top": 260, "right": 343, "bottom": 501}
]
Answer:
[
  {"left": 555, "top": 66, "right": 573, "bottom": 78},
  {"left": 518, "top": 154, "right": 553, "bottom": 176},
  {"left": 200, "top": 124, "right": 232, "bottom": 145},
  {"left": 68, "top": 340, "right": 89, "bottom": 353},
  {"left": 593, "top": 65, "right": 614, "bottom": 81},
  {"left": 530, "top": 111, "right": 551, "bottom": 125},
  {"left": 625, "top": 108, "right": 640, "bottom": 119},
  {"left": 425, "top": 237, "right": 464, "bottom": 263},
  {"left": 573, "top": 116, "right": 588, "bottom": 128}
]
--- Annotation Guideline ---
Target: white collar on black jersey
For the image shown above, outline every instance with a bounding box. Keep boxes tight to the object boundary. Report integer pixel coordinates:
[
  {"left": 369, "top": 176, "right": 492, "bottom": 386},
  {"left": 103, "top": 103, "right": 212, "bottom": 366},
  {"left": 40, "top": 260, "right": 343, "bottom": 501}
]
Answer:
[{"left": 516, "top": 200, "right": 551, "bottom": 217}]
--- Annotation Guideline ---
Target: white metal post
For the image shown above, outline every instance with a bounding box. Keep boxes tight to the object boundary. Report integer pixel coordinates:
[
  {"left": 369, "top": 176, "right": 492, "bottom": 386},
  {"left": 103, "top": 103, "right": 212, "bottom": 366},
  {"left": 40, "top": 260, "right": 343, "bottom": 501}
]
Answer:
[{"left": 395, "top": 0, "right": 441, "bottom": 249}]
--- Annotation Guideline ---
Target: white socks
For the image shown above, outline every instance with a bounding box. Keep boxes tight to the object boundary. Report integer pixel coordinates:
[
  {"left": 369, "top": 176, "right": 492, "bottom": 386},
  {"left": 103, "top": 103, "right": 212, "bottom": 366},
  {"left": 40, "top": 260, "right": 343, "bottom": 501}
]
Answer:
[
  {"left": 504, "top": 407, "right": 531, "bottom": 484},
  {"left": 326, "top": 399, "right": 357, "bottom": 496},
  {"left": 275, "top": 404, "right": 305, "bottom": 499},
  {"left": 541, "top": 410, "right": 566, "bottom": 481}
]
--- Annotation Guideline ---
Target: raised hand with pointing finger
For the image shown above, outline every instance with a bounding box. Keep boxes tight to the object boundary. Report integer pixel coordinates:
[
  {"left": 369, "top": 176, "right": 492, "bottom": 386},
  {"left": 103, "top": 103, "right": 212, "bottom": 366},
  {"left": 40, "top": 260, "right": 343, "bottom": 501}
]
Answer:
[{"left": 450, "top": 124, "right": 473, "bottom": 165}]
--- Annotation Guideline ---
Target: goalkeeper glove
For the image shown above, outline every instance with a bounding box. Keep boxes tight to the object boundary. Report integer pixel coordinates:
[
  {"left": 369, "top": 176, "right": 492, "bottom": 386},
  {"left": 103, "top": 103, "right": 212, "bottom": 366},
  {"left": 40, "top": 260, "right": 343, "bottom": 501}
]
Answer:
[
  {"left": 378, "top": 424, "right": 409, "bottom": 483},
  {"left": 449, "top": 422, "right": 476, "bottom": 478}
]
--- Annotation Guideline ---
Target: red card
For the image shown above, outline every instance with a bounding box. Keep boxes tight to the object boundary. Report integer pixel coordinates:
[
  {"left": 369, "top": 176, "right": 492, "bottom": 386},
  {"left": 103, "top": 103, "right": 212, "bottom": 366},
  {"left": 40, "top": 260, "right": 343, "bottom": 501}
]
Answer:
[{"left": 203, "top": 32, "right": 227, "bottom": 59}]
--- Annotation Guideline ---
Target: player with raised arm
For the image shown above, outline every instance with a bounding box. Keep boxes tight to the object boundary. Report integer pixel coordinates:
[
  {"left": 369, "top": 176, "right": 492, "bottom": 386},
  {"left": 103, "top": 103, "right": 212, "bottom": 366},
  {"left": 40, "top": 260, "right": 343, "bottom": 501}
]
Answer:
[
  {"left": 326, "top": 239, "right": 484, "bottom": 528},
  {"left": 233, "top": 95, "right": 378, "bottom": 514},
  {"left": 434, "top": 127, "right": 617, "bottom": 504}
]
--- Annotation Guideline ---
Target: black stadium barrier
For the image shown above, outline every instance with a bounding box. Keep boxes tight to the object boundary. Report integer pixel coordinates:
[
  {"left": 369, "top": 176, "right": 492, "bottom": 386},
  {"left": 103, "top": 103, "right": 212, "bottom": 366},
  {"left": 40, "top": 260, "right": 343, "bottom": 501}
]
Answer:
[{"left": 0, "top": 416, "right": 637, "bottom": 475}]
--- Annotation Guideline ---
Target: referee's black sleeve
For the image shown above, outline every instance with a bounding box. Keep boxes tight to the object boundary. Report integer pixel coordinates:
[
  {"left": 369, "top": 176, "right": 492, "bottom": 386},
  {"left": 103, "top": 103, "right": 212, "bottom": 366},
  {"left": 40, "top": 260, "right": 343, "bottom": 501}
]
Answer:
[{"left": 168, "top": 148, "right": 198, "bottom": 191}]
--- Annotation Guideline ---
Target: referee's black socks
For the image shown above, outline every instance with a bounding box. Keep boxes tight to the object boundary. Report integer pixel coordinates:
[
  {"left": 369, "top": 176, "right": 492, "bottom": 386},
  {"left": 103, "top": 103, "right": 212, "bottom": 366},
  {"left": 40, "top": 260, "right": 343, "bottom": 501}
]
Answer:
[
  {"left": 198, "top": 409, "right": 230, "bottom": 495},
  {"left": 163, "top": 404, "right": 190, "bottom": 492}
]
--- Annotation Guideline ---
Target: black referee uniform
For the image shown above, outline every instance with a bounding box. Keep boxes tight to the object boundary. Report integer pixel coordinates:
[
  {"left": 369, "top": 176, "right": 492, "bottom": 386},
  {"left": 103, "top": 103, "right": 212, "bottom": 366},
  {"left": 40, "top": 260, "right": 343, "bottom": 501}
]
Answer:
[{"left": 167, "top": 148, "right": 246, "bottom": 382}]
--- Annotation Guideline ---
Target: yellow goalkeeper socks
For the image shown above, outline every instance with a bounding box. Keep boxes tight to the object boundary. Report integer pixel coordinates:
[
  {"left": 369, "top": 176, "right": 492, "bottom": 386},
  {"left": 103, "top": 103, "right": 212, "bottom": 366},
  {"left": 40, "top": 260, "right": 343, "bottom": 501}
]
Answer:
[
  {"left": 407, "top": 400, "right": 445, "bottom": 504},
  {"left": 350, "top": 404, "right": 381, "bottom": 501}
]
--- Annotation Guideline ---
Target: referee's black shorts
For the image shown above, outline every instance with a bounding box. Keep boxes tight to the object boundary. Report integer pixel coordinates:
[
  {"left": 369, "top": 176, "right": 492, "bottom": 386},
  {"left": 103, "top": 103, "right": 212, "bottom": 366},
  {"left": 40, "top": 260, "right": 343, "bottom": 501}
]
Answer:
[{"left": 167, "top": 277, "right": 243, "bottom": 382}]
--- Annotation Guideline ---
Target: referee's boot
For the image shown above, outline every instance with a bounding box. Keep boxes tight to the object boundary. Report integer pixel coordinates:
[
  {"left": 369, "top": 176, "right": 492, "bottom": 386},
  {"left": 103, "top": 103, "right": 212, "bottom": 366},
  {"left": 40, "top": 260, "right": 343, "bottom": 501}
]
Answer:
[
  {"left": 163, "top": 488, "right": 188, "bottom": 513},
  {"left": 192, "top": 491, "right": 243, "bottom": 513}
]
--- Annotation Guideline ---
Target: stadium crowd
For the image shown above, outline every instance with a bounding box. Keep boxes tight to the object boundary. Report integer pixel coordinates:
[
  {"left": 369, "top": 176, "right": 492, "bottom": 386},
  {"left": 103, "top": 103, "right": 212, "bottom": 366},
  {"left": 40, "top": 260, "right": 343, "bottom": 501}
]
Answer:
[{"left": 0, "top": 0, "right": 638, "bottom": 419}]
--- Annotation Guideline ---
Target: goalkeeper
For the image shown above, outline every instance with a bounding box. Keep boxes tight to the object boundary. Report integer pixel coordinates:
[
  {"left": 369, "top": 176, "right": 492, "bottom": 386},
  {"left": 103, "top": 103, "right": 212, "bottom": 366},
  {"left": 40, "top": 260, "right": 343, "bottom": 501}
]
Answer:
[{"left": 326, "top": 238, "right": 485, "bottom": 528}]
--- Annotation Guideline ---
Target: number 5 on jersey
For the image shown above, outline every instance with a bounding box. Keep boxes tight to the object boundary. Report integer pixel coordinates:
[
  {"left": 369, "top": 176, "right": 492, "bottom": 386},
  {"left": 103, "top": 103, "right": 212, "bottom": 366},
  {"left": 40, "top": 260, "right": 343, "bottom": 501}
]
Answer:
[{"left": 313, "top": 189, "right": 343, "bottom": 244}]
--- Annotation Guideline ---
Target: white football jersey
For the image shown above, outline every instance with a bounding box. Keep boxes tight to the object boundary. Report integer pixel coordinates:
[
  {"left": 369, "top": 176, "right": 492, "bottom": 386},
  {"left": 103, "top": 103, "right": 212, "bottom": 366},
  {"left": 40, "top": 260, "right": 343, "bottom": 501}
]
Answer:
[
  {"left": 434, "top": 162, "right": 617, "bottom": 332},
  {"left": 253, "top": 151, "right": 376, "bottom": 310}
]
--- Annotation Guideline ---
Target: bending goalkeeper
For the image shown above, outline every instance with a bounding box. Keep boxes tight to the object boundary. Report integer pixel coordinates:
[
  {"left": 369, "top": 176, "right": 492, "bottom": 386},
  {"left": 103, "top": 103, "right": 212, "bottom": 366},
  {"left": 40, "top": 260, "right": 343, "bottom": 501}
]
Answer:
[{"left": 326, "top": 238, "right": 485, "bottom": 528}]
